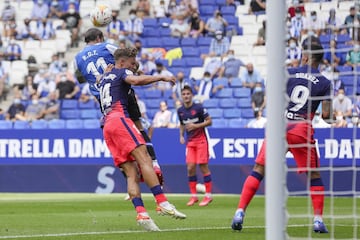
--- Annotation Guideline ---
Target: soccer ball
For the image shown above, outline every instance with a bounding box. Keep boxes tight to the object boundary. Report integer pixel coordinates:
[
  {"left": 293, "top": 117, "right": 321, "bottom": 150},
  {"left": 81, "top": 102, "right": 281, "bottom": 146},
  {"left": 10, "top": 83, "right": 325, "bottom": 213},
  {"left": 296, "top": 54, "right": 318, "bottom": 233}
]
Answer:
[
  {"left": 90, "top": 4, "right": 112, "bottom": 27},
  {"left": 196, "top": 183, "right": 206, "bottom": 194}
]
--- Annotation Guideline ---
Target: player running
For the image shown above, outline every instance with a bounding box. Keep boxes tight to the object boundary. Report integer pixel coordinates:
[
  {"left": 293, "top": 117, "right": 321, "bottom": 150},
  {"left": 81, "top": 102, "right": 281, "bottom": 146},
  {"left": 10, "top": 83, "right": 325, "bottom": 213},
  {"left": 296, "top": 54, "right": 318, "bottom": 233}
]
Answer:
[
  {"left": 177, "top": 85, "right": 214, "bottom": 207},
  {"left": 231, "top": 43, "right": 331, "bottom": 233},
  {"left": 99, "top": 47, "right": 186, "bottom": 231}
]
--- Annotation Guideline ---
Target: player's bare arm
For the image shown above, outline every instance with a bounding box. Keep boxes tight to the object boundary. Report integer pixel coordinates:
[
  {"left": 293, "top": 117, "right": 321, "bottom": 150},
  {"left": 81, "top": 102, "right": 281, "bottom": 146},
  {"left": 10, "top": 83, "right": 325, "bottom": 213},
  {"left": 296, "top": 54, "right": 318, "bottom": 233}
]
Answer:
[
  {"left": 125, "top": 75, "right": 176, "bottom": 86},
  {"left": 179, "top": 125, "right": 185, "bottom": 144}
]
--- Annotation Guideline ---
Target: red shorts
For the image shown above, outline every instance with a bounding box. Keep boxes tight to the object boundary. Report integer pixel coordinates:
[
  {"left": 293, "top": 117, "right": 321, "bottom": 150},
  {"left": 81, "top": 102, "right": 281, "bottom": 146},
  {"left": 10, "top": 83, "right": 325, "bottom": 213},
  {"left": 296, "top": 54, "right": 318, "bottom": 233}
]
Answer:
[
  {"left": 103, "top": 115, "right": 145, "bottom": 167},
  {"left": 255, "top": 123, "right": 319, "bottom": 173},
  {"left": 186, "top": 140, "right": 209, "bottom": 164}
]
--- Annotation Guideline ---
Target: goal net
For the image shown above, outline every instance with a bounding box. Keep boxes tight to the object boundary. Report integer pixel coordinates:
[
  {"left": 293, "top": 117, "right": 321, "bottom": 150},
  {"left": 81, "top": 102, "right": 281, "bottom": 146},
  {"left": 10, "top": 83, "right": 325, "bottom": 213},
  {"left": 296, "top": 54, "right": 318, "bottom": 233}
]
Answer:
[{"left": 266, "top": 1, "right": 359, "bottom": 239}]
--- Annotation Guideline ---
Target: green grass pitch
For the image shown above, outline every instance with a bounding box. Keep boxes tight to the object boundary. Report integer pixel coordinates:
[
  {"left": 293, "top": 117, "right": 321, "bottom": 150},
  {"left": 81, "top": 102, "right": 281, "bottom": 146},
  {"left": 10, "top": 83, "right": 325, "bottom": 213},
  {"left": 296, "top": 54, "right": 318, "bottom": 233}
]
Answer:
[{"left": 0, "top": 193, "right": 358, "bottom": 239}]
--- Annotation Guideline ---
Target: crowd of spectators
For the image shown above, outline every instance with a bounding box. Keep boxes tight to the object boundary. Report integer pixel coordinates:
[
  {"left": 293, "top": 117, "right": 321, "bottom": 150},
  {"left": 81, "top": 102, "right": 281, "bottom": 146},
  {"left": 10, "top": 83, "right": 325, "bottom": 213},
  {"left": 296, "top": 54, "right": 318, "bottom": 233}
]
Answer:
[{"left": 0, "top": 0, "right": 359, "bottom": 129}]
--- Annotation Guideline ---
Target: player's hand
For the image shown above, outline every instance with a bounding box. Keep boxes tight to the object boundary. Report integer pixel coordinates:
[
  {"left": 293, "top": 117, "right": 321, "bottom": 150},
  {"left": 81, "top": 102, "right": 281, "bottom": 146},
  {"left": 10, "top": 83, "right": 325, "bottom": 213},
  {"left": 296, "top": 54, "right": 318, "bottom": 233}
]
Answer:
[
  {"left": 162, "top": 76, "right": 176, "bottom": 86},
  {"left": 185, "top": 123, "right": 197, "bottom": 131},
  {"left": 104, "top": 64, "right": 114, "bottom": 73},
  {"left": 180, "top": 136, "right": 185, "bottom": 144}
]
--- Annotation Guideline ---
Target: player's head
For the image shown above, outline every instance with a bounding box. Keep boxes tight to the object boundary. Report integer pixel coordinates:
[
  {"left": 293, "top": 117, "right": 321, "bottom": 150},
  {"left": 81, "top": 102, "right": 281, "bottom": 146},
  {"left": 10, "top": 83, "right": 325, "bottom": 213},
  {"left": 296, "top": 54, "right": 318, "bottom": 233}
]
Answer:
[
  {"left": 114, "top": 47, "right": 138, "bottom": 70},
  {"left": 84, "top": 28, "right": 104, "bottom": 44},
  {"left": 301, "top": 43, "right": 324, "bottom": 66},
  {"left": 181, "top": 85, "right": 193, "bottom": 104}
]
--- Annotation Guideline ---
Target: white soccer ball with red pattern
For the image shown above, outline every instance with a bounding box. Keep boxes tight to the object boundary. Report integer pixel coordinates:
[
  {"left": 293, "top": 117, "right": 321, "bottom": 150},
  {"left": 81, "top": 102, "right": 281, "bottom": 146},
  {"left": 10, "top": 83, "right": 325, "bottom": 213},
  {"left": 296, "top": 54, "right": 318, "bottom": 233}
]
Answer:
[
  {"left": 196, "top": 183, "right": 206, "bottom": 194},
  {"left": 90, "top": 4, "right": 112, "bottom": 27}
]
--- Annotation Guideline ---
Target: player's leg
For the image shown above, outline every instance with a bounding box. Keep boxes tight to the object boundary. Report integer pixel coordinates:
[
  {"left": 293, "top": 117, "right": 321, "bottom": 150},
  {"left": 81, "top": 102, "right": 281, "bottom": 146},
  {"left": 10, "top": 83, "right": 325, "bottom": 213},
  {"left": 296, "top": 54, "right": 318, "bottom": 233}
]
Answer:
[
  {"left": 198, "top": 163, "right": 213, "bottom": 206},
  {"left": 197, "top": 140, "right": 213, "bottom": 206},
  {"left": 128, "top": 89, "right": 164, "bottom": 185},
  {"left": 288, "top": 133, "right": 328, "bottom": 233},
  {"left": 232, "top": 141, "right": 266, "bottom": 231},
  {"left": 186, "top": 144, "right": 199, "bottom": 206},
  {"left": 120, "top": 161, "right": 160, "bottom": 231},
  {"left": 131, "top": 145, "right": 186, "bottom": 219}
]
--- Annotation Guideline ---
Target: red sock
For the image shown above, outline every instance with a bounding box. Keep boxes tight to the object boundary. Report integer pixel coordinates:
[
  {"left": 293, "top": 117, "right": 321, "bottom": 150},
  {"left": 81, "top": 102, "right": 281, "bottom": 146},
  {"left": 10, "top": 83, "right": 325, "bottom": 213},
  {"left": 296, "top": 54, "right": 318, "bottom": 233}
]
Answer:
[
  {"left": 310, "top": 185, "right": 324, "bottom": 215},
  {"left": 203, "top": 173, "right": 212, "bottom": 194},
  {"left": 135, "top": 206, "right": 146, "bottom": 213},
  {"left": 189, "top": 181, "right": 197, "bottom": 195},
  {"left": 238, "top": 175, "right": 261, "bottom": 210}
]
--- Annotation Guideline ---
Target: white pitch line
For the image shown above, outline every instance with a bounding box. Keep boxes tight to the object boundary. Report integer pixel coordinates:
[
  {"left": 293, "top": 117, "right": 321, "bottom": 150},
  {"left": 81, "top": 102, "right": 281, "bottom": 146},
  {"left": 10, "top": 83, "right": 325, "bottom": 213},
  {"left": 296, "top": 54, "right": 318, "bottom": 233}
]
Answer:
[{"left": 0, "top": 225, "right": 312, "bottom": 239}]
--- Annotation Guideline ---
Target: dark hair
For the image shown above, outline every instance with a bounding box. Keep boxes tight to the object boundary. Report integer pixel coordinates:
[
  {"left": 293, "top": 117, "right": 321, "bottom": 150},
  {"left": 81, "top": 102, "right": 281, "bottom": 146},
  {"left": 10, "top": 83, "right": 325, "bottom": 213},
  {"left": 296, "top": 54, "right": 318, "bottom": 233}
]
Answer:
[
  {"left": 114, "top": 47, "right": 138, "bottom": 61},
  {"left": 181, "top": 85, "right": 193, "bottom": 94},
  {"left": 84, "top": 28, "right": 104, "bottom": 43},
  {"left": 303, "top": 43, "right": 324, "bottom": 63}
]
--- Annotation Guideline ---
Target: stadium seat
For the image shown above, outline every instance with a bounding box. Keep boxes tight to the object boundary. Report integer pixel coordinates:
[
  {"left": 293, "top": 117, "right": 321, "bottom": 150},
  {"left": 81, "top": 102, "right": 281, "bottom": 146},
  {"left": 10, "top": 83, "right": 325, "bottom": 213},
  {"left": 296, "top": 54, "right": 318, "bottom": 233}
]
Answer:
[
  {"left": 185, "top": 57, "right": 203, "bottom": 67},
  {"left": 237, "top": 98, "right": 252, "bottom": 108},
  {"left": 145, "top": 37, "right": 160, "bottom": 48},
  {"left": 197, "top": 37, "right": 212, "bottom": 46},
  {"left": 144, "top": 89, "right": 162, "bottom": 99},
  {"left": 228, "top": 118, "right": 247, "bottom": 128},
  {"left": 207, "top": 108, "right": 223, "bottom": 118},
  {"left": 162, "top": 89, "right": 173, "bottom": 99},
  {"left": 215, "top": 88, "right": 233, "bottom": 98},
  {"left": 181, "top": 47, "right": 200, "bottom": 57},
  {"left": 78, "top": 99, "right": 96, "bottom": 109},
  {"left": 224, "top": 16, "right": 239, "bottom": 26},
  {"left": 169, "top": 67, "right": 187, "bottom": 76},
  {"left": 143, "top": 18, "right": 158, "bottom": 28},
  {"left": 171, "top": 59, "right": 187, "bottom": 68},
  {"left": 80, "top": 109, "right": 98, "bottom": 119},
  {"left": 143, "top": 28, "right": 160, "bottom": 38},
  {"left": 199, "top": 5, "right": 217, "bottom": 16},
  {"left": 161, "top": 37, "right": 180, "bottom": 49},
  {"left": 83, "top": 119, "right": 100, "bottom": 129},
  {"left": 221, "top": 6, "right": 236, "bottom": 16},
  {"left": 233, "top": 88, "right": 251, "bottom": 98},
  {"left": 181, "top": 38, "right": 197, "bottom": 47},
  {"left": 61, "top": 99, "right": 78, "bottom": 109},
  {"left": 146, "top": 99, "right": 162, "bottom": 109},
  {"left": 199, "top": 0, "right": 214, "bottom": 5},
  {"left": 341, "top": 75, "right": 356, "bottom": 86},
  {"left": 60, "top": 109, "right": 80, "bottom": 119},
  {"left": 158, "top": 17, "right": 172, "bottom": 26},
  {"left": 223, "top": 108, "right": 242, "bottom": 119},
  {"left": 219, "top": 98, "right": 237, "bottom": 108},
  {"left": 319, "top": 34, "right": 332, "bottom": 44},
  {"left": 31, "top": 120, "right": 48, "bottom": 129},
  {"left": 336, "top": 34, "right": 351, "bottom": 44},
  {"left": 0, "top": 120, "right": 12, "bottom": 129},
  {"left": 241, "top": 108, "right": 254, "bottom": 119},
  {"left": 65, "top": 119, "right": 83, "bottom": 129},
  {"left": 147, "top": 109, "right": 158, "bottom": 119},
  {"left": 211, "top": 118, "right": 228, "bottom": 128},
  {"left": 336, "top": 65, "right": 352, "bottom": 73},
  {"left": 213, "top": 77, "right": 229, "bottom": 88},
  {"left": 159, "top": 28, "right": 171, "bottom": 37},
  {"left": 216, "top": 0, "right": 227, "bottom": 6},
  {"left": 203, "top": 99, "right": 219, "bottom": 108},
  {"left": 229, "top": 77, "right": 243, "bottom": 88},
  {"left": 48, "top": 119, "right": 66, "bottom": 129}
]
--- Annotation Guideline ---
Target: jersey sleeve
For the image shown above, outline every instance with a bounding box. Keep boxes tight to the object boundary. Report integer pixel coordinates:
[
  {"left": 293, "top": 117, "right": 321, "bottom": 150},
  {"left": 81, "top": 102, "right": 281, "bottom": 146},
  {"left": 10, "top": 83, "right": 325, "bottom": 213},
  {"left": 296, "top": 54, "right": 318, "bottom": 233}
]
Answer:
[{"left": 105, "top": 43, "right": 118, "bottom": 55}]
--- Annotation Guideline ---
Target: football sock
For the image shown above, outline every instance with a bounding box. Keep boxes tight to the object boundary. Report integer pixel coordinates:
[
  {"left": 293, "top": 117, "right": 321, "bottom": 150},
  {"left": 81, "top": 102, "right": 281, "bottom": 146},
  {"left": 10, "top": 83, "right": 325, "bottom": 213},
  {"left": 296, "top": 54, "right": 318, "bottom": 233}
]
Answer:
[
  {"left": 150, "top": 185, "right": 167, "bottom": 204},
  {"left": 203, "top": 173, "right": 212, "bottom": 195},
  {"left": 238, "top": 171, "right": 263, "bottom": 210},
  {"left": 132, "top": 197, "right": 146, "bottom": 213},
  {"left": 188, "top": 175, "right": 197, "bottom": 196},
  {"left": 140, "top": 130, "right": 157, "bottom": 160},
  {"left": 310, "top": 178, "right": 325, "bottom": 216}
]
